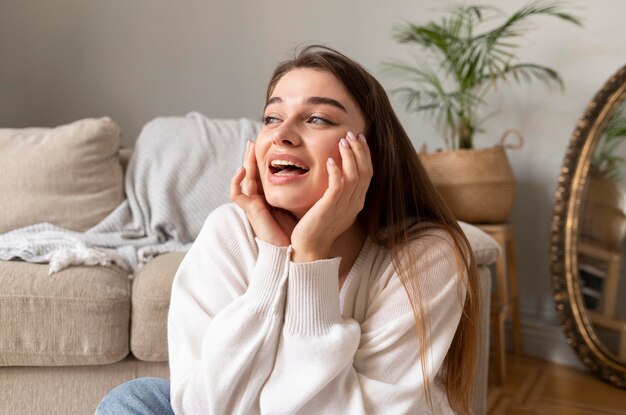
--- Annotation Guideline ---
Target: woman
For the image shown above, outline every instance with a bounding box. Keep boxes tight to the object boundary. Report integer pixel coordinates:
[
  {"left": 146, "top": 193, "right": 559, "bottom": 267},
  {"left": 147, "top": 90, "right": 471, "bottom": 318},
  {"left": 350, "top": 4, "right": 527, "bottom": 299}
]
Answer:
[{"left": 97, "top": 45, "right": 479, "bottom": 415}]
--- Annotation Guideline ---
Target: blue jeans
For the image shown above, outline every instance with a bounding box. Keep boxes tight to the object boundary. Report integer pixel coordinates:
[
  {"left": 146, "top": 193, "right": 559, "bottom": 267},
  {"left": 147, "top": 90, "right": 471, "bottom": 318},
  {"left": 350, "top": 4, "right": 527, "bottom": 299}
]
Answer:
[{"left": 95, "top": 377, "right": 175, "bottom": 415}]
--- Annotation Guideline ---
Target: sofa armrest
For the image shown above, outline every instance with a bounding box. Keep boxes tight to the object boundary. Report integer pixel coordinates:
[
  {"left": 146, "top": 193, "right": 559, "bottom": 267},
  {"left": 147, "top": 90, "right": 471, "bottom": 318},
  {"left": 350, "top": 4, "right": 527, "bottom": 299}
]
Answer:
[
  {"left": 458, "top": 222, "right": 498, "bottom": 414},
  {"left": 459, "top": 221, "right": 500, "bottom": 266}
]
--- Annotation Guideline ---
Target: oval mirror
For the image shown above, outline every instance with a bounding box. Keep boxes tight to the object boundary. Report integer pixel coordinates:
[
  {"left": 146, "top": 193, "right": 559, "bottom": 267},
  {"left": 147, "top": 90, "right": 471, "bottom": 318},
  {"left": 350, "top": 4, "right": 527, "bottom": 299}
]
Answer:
[{"left": 551, "top": 64, "right": 626, "bottom": 387}]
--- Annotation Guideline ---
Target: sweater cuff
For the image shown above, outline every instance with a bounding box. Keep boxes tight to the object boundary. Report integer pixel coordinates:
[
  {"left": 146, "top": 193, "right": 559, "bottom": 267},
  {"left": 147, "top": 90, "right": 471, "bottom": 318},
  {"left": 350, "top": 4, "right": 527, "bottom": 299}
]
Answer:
[
  {"left": 244, "top": 238, "right": 291, "bottom": 315},
  {"left": 284, "top": 258, "right": 342, "bottom": 335}
]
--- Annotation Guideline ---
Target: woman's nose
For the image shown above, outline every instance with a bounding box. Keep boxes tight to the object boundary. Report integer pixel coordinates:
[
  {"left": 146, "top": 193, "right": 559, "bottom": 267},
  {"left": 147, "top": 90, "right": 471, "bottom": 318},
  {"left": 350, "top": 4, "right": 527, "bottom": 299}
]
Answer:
[{"left": 271, "top": 122, "right": 302, "bottom": 146}]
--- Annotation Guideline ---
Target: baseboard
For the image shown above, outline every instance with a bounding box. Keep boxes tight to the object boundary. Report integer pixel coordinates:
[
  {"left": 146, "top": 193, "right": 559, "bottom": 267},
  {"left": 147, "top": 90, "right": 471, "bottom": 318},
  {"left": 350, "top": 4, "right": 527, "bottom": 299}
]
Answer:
[{"left": 505, "top": 314, "right": 586, "bottom": 370}]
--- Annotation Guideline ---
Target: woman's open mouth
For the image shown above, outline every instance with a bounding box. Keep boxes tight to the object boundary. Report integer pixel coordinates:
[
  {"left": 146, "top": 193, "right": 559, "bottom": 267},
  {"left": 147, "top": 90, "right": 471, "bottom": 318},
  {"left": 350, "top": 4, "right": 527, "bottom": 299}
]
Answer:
[
  {"left": 266, "top": 154, "right": 311, "bottom": 184},
  {"left": 269, "top": 159, "right": 311, "bottom": 176}
]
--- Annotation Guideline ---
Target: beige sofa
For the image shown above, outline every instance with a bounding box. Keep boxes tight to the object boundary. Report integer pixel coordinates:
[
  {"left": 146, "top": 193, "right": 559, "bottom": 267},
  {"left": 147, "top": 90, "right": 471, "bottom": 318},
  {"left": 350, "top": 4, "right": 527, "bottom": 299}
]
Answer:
[{"left": 0, "top": 118, "right": 499, "bottom": 415}]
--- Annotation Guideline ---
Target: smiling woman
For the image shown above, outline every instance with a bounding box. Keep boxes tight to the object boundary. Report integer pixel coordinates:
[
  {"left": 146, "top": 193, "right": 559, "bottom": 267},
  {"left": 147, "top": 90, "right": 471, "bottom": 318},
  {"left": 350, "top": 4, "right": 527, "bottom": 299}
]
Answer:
[
  {"left": 96, "top": 45, "right": 481, "bottom": 415},
  {"left": 254, "top": 68, "right": 368, "bottom": 222}
]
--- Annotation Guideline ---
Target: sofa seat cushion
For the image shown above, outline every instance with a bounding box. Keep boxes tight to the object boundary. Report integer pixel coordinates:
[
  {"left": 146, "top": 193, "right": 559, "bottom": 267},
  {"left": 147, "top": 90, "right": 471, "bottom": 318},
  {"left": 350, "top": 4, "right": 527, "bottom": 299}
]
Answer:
[
  {"left": 0, "top": 261, "right": 130, "bottom": 366},
  {"left": 0, "top": 117, "right": 124, "bottom": 234},
  {"left": 131, "top": 252, "right": 185, "bottom": 362}
]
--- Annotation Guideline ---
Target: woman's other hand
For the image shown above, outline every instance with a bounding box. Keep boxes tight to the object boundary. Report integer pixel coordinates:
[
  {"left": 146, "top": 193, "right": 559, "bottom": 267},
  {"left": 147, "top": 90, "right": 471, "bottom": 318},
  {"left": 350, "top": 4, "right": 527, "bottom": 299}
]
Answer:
[
  {"left": 231, "top": 140, "right": 297, "bottom": 247},
  {"left": 290, "top": 132, "right": 373, "bottom": 263}
]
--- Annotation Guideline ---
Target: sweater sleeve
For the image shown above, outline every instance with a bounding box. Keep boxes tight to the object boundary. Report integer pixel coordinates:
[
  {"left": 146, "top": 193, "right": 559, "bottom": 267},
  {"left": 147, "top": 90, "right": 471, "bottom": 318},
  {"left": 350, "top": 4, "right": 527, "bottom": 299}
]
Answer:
[
  {"left": 259, "top": 231, "right": 467, "bottom": 414},
  {"left": 167, "top": 204, "right": 291, "bottom": 415}
]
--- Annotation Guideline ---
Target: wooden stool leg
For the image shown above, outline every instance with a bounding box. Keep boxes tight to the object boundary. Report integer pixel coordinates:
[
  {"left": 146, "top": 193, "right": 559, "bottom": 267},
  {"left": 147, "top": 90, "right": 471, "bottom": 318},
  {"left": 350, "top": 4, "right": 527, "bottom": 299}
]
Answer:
[
  {"left": 490, "top": 309, "right": 506, "bottom": 386},
  {"left": 479, "top": 222, "right": 523, "bottom": 386},
  {"left": 506, "top": 234, "right": 523, "bottom": 355},
  {"left": 492, "top": 232, "right": 509, "bottom": 306},
  {"left": 511, "top": 303, "right": 523, "bottom": 356}
]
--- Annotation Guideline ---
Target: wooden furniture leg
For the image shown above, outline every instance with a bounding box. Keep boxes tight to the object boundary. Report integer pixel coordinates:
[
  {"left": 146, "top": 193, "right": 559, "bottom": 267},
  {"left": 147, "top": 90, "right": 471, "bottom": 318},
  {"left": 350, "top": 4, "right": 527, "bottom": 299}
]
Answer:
[
  {"left": 506, "top": 228, "right": 523, "bottom": 355},
  {"left": 490, "top": 304, "right": 507, "bottom": 385},
  {"left": 477, "top": 222, "right": 523, "bottom": 385}
]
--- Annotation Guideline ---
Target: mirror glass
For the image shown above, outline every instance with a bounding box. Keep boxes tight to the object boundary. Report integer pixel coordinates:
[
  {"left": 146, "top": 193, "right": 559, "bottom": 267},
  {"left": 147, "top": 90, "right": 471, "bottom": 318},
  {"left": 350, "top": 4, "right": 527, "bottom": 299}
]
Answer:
[
  {"left": 552, "top": 64, "right": 626, "bottom": 387},
  {"left": 578, "top": 95, "right": 626, "bottom": 363}
]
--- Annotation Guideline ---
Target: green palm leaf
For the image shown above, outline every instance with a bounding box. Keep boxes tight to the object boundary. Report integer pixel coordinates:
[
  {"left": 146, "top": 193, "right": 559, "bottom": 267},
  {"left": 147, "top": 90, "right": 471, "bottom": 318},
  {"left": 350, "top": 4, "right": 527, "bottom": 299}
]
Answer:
[{"left": 385, "top": 0, "right": 581, "bottom": 149}]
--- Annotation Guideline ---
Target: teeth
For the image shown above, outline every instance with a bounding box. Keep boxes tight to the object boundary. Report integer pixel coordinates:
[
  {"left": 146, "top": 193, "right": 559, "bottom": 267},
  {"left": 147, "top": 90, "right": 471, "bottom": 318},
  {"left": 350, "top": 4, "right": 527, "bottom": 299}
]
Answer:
[{"left": 270, "top": 160, "right": 310, "bottom": 171}]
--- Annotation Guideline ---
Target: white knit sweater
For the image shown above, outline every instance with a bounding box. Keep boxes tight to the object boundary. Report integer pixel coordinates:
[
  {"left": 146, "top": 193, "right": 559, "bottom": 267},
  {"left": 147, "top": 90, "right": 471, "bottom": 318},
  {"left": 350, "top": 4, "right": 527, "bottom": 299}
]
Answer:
[{"left": 167, "top": 203, "right": 465, "bottom": 414}]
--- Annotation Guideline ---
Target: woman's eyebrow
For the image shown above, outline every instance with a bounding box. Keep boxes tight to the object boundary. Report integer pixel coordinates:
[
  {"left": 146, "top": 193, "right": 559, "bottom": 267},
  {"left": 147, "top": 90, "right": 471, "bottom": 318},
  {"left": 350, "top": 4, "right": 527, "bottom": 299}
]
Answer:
[
  {"left": 305, "top": 96, "right": 347, "bottom": 112},
  {"left": 265, "top": 96, "right": 347, "bottom": 113}
]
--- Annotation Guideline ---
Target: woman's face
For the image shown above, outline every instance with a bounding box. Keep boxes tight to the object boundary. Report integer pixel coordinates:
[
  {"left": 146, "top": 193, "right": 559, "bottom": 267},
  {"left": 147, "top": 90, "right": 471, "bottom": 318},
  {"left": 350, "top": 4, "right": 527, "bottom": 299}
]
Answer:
[{"left": 255, "top": 68, "right": 367, "bottom": 219}]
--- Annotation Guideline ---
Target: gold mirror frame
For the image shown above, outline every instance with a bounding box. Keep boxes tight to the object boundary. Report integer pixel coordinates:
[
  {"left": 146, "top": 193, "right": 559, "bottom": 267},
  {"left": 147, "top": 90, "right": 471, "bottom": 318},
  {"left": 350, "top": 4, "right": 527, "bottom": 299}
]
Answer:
[{"left": 551, "top": 64, "right": 626, "bottom": 388}]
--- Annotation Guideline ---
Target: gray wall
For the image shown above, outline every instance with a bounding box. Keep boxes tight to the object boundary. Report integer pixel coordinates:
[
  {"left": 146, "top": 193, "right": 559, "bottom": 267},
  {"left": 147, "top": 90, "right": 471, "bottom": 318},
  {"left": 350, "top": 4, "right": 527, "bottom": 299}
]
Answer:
[{"left": 2, "top": 0, "right": 626, "bottom": 367}]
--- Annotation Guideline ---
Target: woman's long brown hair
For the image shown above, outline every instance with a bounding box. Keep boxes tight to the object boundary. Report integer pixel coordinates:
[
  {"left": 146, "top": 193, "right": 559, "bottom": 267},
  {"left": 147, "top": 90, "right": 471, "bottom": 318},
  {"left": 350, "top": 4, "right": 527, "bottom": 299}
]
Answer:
[{"left": 266, "top": 45, "right": 480, "bottom": 414}]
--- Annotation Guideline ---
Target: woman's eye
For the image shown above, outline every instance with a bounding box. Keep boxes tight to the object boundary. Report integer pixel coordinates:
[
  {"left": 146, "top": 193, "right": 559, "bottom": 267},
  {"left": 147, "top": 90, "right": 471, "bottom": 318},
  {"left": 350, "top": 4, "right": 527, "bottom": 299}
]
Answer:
[
  {"left": 308, "top": 116, "right": 330, "bottom": 125},
  {"left": 262, "top": 116, "right": 280, "bottom": 125}
]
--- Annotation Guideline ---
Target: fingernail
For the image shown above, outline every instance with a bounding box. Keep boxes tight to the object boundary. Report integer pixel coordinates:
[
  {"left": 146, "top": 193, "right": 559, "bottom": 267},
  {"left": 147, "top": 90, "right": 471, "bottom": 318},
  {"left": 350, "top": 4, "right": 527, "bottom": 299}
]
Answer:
[
  {"left": 340, "top": 138, "right": 349, "bottom": 148},
  {"left": 347, "top": 131, "right": 356, "bottom": 141},
  {"left": 327, "top": 157, "right": 336, "bottom": 165},
  {"left": 358, "top": 134, "right": 366, "bottom": 143}
]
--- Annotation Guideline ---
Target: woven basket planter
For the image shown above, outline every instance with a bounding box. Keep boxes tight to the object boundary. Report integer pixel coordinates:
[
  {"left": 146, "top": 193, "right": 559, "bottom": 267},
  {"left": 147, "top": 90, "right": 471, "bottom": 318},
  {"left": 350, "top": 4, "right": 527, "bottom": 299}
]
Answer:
[
  {"left": 581, "top": 173, "right": 626, "bottom": 250},
  {"left": 418, "top": 133, "right": 520, "bottom": 224}
]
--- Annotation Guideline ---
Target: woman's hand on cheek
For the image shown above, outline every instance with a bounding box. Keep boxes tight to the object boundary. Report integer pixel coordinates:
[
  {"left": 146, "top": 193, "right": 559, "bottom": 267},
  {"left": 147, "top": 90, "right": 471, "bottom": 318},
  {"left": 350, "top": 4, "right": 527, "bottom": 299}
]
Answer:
[
  {"left": 290, "top": 132, "right": 373, "bottom": 263},
  {"left": 231, "top": 140, "right": 297, "bottom": 247}
]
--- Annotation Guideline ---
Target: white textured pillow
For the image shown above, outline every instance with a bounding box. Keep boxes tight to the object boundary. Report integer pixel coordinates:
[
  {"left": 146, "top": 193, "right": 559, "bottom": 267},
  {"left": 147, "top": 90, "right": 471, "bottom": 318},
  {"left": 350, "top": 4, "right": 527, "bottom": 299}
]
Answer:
[{"left": 0, "top": 118, "right": 124, "bottom": 233}]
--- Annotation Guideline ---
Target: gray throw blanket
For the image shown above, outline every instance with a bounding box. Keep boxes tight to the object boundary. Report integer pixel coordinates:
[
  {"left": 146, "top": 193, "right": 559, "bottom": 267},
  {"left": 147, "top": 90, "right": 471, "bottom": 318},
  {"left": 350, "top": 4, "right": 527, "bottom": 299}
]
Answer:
[{"left": 0, "top": 112, "right": 261, "bottom": 275}]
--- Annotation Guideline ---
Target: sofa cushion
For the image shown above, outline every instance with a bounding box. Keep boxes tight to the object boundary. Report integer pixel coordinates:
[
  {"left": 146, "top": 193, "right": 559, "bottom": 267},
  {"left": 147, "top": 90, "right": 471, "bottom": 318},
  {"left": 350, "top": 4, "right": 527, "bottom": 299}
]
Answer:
[
  {"left": 131, "top": 252, "right": 185, "bottom": 362},
  {"left": 0, "top": 261, "right": 130, "bottom": 366},
  {"left": 0, "top": 117, "right": 124, "bottom": 234}
]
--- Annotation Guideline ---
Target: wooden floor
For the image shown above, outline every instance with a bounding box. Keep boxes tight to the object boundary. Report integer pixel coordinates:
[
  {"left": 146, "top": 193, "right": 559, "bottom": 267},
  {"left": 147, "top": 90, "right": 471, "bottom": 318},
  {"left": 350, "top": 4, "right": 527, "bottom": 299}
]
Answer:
[{"left": 487, "top": 354, "right": 626, "bottom": 414}]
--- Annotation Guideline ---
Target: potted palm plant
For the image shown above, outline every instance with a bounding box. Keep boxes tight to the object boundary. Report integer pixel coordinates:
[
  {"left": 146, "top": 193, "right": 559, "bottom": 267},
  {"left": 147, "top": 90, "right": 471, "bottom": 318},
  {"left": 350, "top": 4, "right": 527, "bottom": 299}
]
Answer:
[{"left": 386, "top": 0, "right": 582, "bottom": 223}]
